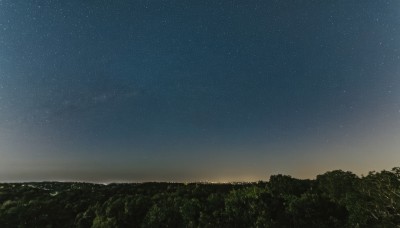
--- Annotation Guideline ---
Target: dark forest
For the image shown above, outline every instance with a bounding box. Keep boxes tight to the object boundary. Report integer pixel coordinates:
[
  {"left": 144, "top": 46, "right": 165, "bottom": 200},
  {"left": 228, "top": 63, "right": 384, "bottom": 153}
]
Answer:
[{"left": 1, "top": 167, "right": 399, "bottom": 227}]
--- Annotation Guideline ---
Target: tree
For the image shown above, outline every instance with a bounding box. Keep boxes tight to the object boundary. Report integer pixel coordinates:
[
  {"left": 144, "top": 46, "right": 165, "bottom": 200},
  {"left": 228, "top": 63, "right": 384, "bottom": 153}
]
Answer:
[
  {"left": 316, "top": 170, "right": 359, "bottom": 203},
  {"left": 267, "top": 174, "right": 311, "bottom": 197},
  {"left": 350, "top": 168, "right": 400, "bottom": 226},
  {"left": 224, "top": 186, "right": 277, "bottom": 227}
]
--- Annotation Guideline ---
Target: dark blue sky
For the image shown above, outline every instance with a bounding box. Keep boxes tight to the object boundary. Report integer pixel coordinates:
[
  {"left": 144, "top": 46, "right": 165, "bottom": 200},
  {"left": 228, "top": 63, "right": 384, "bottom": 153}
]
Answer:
[{"left": 1, "top": 0, "right": 400, "bottom": 182}]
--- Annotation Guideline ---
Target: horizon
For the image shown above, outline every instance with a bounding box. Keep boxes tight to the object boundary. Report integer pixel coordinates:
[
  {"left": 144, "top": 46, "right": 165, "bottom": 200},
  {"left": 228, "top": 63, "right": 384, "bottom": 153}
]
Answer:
[
  {"left": 0, "top": 169, "right": 395, "bottom": 184},
  {"left": 1, "top": 165, "right": 397, "bottom": 184}
]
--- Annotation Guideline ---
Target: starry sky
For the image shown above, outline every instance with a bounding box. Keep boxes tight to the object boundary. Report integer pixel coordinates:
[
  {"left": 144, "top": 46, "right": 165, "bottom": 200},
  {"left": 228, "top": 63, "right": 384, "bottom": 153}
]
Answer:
[{"left": 0, "top": 0, "right": 400, "bottom": 182}]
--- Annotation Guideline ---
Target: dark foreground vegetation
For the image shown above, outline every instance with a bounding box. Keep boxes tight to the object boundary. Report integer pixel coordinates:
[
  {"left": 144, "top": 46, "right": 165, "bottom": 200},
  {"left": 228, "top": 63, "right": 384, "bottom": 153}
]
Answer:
[{"left": 0, "top": 167, "right": 399, "bottom": 227}]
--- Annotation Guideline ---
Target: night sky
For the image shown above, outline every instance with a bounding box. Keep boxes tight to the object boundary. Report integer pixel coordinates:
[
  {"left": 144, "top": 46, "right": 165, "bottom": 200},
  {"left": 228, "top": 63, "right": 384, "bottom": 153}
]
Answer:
[{"left": 1, "top": 0, "right": 400, "bottom": 182}]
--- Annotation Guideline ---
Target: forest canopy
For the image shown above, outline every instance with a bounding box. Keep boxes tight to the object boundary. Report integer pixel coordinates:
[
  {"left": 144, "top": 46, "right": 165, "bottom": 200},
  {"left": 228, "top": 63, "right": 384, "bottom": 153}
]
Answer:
[{"left": 0, "top": 167, "right": 399, "bottom": 227}]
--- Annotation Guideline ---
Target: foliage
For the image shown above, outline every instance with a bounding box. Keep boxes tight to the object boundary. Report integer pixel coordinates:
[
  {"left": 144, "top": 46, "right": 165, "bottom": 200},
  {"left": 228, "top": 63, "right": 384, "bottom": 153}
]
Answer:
[{"left": 0, "top": 167, "right": 399, "bottom": 227}]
